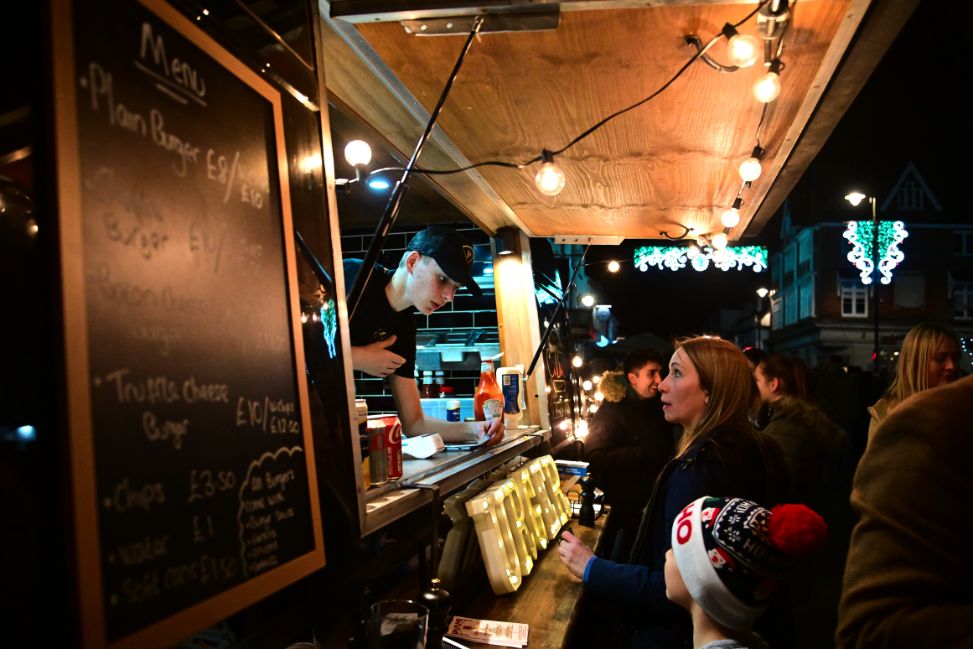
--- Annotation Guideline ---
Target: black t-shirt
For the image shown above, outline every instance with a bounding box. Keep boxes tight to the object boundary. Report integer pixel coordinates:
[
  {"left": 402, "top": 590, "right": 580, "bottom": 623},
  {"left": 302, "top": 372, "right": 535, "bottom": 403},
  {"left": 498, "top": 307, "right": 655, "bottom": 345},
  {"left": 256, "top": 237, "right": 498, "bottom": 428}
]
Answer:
[{"left": 343, "top": 258, "right": 416, "bottom": 379}]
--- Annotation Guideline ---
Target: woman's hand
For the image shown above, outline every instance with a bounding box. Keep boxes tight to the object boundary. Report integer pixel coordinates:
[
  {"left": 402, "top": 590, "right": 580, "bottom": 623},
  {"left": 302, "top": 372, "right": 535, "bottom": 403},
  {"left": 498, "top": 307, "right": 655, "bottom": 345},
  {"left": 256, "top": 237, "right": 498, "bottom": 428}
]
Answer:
[{"left": 557, "top": 531, "right": 594, "bottom": 580}]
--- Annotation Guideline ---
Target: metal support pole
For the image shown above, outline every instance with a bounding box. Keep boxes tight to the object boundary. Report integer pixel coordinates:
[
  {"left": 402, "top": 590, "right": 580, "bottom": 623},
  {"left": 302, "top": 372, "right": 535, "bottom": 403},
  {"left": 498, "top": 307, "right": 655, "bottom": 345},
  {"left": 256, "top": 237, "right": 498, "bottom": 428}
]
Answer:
[{"left": 871, "top": 196, "right": 880, "bottom": 374}]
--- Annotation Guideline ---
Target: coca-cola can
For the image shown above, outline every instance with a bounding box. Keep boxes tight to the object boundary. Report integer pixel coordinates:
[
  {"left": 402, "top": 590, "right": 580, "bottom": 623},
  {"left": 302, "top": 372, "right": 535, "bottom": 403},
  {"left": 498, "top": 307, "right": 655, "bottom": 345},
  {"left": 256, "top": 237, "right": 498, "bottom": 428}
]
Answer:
[
  {"left": 367, "top": 415, "right": 403, "bottom": 482},
  {"left": 367, "top": 417, "right": 389, "bottom": 485}
]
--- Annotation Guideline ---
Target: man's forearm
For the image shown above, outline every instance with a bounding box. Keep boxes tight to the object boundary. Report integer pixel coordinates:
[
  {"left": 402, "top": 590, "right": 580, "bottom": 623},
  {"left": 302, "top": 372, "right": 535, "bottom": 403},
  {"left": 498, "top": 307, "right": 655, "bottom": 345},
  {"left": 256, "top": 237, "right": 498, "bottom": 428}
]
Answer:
[{"left": 403, "top": 415, "right": 480, "bottom": 443}]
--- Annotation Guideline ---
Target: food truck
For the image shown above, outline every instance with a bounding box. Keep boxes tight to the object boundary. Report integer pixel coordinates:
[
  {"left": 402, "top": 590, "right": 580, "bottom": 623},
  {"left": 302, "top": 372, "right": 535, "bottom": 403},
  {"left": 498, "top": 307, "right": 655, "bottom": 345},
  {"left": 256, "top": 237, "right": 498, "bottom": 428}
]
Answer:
[{"left": 0, "top": 0, "right": 915, "bottom": 646}]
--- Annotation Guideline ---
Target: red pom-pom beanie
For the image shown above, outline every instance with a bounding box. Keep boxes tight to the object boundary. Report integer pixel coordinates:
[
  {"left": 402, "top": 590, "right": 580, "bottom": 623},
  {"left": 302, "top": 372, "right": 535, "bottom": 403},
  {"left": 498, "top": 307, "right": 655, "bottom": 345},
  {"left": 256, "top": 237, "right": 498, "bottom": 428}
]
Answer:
[{"left": 670, "top": 496, "right": 828, "bottom": 631}]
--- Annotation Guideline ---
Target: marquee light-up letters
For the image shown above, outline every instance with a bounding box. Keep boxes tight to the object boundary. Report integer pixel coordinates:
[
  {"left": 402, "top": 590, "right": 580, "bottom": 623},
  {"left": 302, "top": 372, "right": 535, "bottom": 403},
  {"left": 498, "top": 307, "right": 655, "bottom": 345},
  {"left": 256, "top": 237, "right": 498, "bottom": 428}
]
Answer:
[
  {"left": 842, "top": 220, "right": 909, "bottom": 285},
  {"left": 466, "top": 455, "right": 571, "bottom": 595}
]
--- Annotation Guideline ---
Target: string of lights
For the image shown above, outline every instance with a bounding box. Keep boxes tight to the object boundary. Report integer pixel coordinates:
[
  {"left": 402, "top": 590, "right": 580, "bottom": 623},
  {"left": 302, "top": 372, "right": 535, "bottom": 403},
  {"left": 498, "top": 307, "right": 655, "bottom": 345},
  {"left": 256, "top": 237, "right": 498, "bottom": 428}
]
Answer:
[{"left": 362, "top": 0, "right": 789, "bottom": 223}]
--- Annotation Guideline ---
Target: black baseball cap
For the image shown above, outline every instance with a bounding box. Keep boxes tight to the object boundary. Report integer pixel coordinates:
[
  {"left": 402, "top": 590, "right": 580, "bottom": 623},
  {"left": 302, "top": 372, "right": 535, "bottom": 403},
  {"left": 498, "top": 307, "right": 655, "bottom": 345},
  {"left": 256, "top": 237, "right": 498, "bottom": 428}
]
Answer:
[{"left": 406, "top": 226, "right": 482, "bottom": 297}]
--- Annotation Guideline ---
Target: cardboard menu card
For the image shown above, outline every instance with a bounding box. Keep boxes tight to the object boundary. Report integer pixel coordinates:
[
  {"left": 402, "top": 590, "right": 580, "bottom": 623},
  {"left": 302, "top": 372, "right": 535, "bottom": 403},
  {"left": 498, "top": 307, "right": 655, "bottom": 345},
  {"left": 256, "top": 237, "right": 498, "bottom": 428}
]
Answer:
[{"left": 445, "top": 616, "right": 529, "bottom": 647}]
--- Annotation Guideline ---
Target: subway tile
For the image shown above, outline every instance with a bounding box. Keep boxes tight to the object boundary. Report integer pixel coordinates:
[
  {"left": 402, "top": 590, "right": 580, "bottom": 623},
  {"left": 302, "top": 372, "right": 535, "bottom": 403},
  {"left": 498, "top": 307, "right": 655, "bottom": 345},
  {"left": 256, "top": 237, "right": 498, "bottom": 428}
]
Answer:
[
  {"left": 474, "top": 311, "right": 498, "bottom": 327},
  {"left": 428, "top": 312, "right": 474, "bottom": 329}
]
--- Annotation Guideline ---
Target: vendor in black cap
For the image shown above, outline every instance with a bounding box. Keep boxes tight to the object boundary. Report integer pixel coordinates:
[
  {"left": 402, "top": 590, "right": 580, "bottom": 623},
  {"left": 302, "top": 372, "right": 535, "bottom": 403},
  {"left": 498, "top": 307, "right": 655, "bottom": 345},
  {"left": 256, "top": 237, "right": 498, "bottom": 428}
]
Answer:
[{"left": 343, "top": 226, "right": 504, "bottom": 446}]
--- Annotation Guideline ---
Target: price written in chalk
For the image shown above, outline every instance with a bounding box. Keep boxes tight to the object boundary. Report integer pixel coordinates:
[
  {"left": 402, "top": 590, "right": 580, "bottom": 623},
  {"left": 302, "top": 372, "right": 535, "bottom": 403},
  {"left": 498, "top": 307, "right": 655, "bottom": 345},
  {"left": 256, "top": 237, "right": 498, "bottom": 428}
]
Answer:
[
  {"left": 206, "top": 149, "right": 264, "bottom": 208},
  {"left": 187, "top": 468, "right": 237, "bottom": 503},
  {"left": 235, "top": 396, "right": 300, "bottom": 434}
]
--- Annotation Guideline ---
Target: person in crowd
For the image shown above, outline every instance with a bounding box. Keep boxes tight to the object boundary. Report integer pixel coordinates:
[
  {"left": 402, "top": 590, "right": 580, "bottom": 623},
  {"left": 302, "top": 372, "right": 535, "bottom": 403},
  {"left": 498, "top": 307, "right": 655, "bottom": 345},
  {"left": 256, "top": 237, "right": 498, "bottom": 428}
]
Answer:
[
  {"left": 665, "top": 496, "right": 828, "bottom": 649},
  {"left": 754, "top": 354, "right": 844, "bottom": 501},
  {"left": 867, "top": 322, "right": 960, "bottom": 440},
  {"left": 742, "top": 347, "right": 768, "bottom": 371},
  {"left": 837, "top": 374, "right": 973, "bottom": 647},
  {"left": 585, "top": 349, "right": 675, "bottom": 560},
  {"left": 558, "top": 336, "right": 788, "bottom": 648},
  {"left": 754, "top": 354, "right": 849, "bottom": 648},
  {"left": 344, "top": 226, "right": 503, "bottom": 444}
]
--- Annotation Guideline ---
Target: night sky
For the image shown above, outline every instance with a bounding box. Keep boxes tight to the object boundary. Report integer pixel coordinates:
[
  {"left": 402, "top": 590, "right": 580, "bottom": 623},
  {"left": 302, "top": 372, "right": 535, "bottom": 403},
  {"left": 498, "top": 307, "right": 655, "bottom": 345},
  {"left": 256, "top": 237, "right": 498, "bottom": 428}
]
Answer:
[{"left": 587, "top": 0, "right": 973, "bottom": 340}]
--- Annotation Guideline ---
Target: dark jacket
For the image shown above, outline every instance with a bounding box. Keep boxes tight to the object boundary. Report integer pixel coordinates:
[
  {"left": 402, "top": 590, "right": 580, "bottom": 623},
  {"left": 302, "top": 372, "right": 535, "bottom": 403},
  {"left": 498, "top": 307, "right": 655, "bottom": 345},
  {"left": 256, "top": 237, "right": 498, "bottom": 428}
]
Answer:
[
  {"left": 761, "top": 396, "right": 844, "bottom": 502},
  {"left": 837, "top": 375, "right": 973, "bottom": 648},
  {"left": 585, "top": 393, "right": 674, "bottom": 549},
  {"left": 584, "top": 423, "right": 787, "bottom": 649}
]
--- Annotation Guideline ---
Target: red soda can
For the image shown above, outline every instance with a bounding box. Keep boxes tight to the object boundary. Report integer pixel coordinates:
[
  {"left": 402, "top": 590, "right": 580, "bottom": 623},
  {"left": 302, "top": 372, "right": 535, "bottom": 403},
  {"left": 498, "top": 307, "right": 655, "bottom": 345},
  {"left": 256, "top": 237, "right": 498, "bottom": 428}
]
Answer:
[
  {"left": 384, "top": 415, "right": 403, "bottom": 480},
  {"left": 367, "top": 417, "right": 389, "bottom": 485}
]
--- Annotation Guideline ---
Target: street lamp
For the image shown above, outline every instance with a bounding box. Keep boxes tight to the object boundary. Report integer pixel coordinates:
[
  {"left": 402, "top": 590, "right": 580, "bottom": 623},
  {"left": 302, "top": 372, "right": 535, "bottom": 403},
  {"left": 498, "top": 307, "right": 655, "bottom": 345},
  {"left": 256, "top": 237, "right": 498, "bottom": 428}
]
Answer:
[
  {"left": 845, "top": 191, "right": 880, "bottom": 373},
  {"left": 755, "top": 287, "right": 769, "bottom": 349}
]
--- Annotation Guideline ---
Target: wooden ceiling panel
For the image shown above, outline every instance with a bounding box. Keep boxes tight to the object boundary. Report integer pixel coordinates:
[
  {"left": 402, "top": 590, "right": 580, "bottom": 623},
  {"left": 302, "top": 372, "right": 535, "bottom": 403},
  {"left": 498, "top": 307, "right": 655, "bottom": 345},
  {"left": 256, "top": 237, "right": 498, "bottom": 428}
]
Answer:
[{"left": 340, "top": 0, "right": 861, "bottom": 240}]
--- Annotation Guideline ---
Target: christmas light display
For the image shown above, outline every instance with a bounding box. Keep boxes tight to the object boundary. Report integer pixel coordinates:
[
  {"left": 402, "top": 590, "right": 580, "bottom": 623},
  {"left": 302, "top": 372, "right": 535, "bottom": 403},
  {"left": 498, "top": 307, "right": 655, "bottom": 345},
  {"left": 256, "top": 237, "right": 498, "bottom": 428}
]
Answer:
[
  {"left": 634, "top": 245, "right": 768, "bottom": 273},
  {"left": 842, "top": 221, "right": 909, "bottom": 285}
]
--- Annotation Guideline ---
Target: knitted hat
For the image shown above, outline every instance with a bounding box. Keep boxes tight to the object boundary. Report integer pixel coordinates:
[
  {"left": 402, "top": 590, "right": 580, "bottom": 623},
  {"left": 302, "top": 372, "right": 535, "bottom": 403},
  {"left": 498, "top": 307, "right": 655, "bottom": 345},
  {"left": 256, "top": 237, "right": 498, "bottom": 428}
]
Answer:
[{"left": 670, "top": 496, "right": 827, "bottom": 630}]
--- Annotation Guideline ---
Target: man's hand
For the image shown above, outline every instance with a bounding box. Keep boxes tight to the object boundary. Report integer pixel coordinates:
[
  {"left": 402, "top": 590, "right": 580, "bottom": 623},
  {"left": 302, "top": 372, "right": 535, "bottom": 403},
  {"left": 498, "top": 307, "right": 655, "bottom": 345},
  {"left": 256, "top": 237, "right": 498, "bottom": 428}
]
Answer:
[
  {"left": 557, "top": 530, "right": 594, "bottom": 580},
  {"left": 351, "top": 335, "right": 405, "bottom": 378},
  {"left": 472, "top": 417, "right": 505, "bottom": 446}
]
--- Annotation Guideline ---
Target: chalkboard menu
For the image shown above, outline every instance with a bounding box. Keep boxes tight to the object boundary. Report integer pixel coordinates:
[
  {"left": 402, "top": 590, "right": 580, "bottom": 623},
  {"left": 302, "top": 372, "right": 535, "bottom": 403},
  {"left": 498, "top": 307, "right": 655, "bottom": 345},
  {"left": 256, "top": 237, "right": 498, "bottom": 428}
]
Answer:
[{"left": 51, "top": 1, "right": 325, "bottom": 647}]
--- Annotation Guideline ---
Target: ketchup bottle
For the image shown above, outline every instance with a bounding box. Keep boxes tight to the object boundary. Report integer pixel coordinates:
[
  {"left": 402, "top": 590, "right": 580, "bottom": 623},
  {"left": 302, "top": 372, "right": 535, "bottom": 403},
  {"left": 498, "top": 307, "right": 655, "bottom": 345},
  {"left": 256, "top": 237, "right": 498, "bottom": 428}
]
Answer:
[{"left": 474, "top": 359, "right": 504, "bottom": 423}]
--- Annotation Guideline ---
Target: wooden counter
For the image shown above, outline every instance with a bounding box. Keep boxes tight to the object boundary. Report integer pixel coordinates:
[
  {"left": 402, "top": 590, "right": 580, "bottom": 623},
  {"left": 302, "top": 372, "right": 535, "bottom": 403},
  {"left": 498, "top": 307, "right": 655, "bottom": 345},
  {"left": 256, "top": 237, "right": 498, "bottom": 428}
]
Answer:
[{"left": 454, "top": 514, "right": 607, "bottom": 649}]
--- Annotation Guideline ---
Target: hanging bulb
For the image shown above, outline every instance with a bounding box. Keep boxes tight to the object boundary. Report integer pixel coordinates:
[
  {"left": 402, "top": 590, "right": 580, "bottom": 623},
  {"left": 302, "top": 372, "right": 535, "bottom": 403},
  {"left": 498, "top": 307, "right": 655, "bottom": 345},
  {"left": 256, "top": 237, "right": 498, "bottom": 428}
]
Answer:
[
  {"left": 727, "top": 33, "right": 759, "bottom": 68},
  {"left": 721, "top": 207, "right": 740, "bottom": 229},
  {"left": 581, "top": 294, "right": 595, "bottom": 307},
  {"left": 721, "top": 197, "right": 745, "bottom": 229},
  {"left": 607, "top": 260, "right": 621, "bottom": 273},
  {"left": 753, "top": 60, "right": 783, "bottom": 103},
  {"left": 711, "top": 232, "right": 729, "bottom": 250},
  {"left": 571, "top": 355, "right": 583, "bottom": 368},
  {"left": 344, "top": 140, "right": 372, "bottom": 167},
  {"left": 739, "top": 157, "right": 762, "bottom": 182},
  {"left": 535, "top": 161, "right": 566, "bottom": 196}
]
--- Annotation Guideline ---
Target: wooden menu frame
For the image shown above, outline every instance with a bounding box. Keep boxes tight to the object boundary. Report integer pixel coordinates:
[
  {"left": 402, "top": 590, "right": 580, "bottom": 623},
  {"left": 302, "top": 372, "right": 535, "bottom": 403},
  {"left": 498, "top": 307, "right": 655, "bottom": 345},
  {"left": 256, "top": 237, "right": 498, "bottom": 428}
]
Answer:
[{"left": 50, "top": 1, "right": 325, "bottom": 647}]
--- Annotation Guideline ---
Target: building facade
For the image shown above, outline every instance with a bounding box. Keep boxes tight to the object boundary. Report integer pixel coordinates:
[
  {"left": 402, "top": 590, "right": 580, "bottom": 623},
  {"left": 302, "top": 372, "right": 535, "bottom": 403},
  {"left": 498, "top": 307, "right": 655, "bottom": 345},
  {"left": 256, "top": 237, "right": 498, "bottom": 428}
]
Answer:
[{"left": 767, "top": 163, "right": 973, "bottom": 370}]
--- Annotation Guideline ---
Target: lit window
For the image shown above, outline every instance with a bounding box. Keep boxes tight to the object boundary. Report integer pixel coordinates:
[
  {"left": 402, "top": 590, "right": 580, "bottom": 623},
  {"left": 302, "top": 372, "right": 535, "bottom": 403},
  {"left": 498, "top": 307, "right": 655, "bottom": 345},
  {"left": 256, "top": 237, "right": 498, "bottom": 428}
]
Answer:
[{"left": 840, "top": 279, "right": 868, "bottom": 318}]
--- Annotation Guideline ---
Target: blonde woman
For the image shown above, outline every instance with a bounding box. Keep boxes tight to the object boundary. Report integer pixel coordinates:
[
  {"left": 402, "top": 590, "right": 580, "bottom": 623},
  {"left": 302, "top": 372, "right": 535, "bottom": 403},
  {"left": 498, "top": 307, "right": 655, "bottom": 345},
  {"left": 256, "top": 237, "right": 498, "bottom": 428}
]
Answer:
[
  {"left": 868, "top": 322, "right": 960, "bottom": 440},
  {"left": 559, "top": 336, "right": 787, "bottom": 649}
]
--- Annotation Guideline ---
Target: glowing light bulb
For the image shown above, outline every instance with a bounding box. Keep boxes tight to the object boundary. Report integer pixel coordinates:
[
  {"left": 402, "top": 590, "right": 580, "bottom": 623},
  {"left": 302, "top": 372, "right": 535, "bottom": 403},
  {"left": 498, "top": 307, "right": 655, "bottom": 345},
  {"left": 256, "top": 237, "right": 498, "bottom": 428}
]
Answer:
[
  {"left": 756, "top": 287, "right": 769, "bottom": 298},
  {"left": 571, "top": 355, "right": 583, "bottom": 368},
  {"left": 592, "top": 375, "right": 601, "bottom": 384},
  {"left": 594, "top": 391, "right": 604, "bottom": 402},
  {"left": 727, "top": 33, "right": 759, "bottom": 68},
  {"left": 721, "top": 207, "right": 741, "bottom": 229},
  {"left": 534, "top": 162, "right": 566, "bottom": 196},
  {"left": 739, "top": 157, "right": 762, "bottom": 182},
  {"left": 607, "top": 260, "right": 620, "bottom": 273},
  {"left": 575, "top": 420, "right": 589, "bottom": 440},
  {"left": 299, "top": 154, "right": 322, "bottom": 174},
  {"left": 588, "top": 404, "right": 598, "bottom": 414},
  {"left": 344, "top": 140, "right": 372, "bottom": 167},
  {"left": 711, "top": 232, "right": 728, "bottom": 250},
  {"left": 686, "top": 244, "right": 701, "bottom": 259},
  {"left": 558, "top": 419, "right": 570, "bottom": 431},
  {"left": 581, "top": 294, "right": 595, "bottom": 307},
  {"left": 582, "top": 380, "right": 593, "bottom": 391},
  {"left": 753, "top": 71, "right": 782, "bottom": 103}
]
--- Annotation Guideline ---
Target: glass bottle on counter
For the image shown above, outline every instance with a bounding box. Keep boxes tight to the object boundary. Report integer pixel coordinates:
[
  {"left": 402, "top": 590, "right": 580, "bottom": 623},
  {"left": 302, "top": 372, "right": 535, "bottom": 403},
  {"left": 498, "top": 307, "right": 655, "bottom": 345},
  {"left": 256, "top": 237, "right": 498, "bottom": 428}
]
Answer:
[
  {"left": 474, "top": 359, "right": 504, "bottom": 423},
  {"left": 421, "top": 370, "right": 436, "bottom": 398}
]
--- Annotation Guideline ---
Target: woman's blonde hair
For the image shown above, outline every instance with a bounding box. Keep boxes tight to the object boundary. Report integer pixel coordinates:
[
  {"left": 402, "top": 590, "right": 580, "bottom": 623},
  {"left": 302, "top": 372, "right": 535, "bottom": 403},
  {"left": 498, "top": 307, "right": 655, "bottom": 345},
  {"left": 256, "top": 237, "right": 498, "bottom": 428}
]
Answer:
[
  {"left": 674, "top": 336, "right": 758, "bottom": 456},
  {"left": 886, "top": 322, "right": 959, "bottom": 407}
]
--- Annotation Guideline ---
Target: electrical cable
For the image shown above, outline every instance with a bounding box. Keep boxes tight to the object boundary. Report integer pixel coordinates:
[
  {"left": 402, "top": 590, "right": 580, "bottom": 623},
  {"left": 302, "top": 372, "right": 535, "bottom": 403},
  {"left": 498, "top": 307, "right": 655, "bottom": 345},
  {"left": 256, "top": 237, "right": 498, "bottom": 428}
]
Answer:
[{"left": 365, "top": 3, "right": 773, "bottom": 181}]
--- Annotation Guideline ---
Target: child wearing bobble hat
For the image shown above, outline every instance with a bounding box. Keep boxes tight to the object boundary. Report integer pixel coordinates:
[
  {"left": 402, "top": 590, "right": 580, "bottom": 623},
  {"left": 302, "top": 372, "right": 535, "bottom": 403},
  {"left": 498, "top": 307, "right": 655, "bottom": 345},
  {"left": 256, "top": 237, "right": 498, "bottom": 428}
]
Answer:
[{"left": 664, "top": 496, "right": 828, "bottom": 649}]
